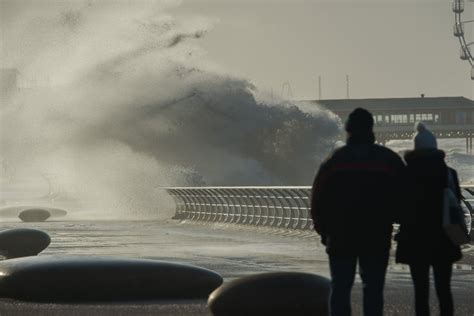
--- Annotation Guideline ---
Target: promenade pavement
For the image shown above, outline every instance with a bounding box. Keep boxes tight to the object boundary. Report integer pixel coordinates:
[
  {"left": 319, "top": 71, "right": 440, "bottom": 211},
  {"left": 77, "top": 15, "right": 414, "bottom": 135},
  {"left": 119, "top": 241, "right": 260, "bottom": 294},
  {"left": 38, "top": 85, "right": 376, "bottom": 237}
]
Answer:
[{"left": 0, "top": 220, "right": 472, "bottom": 315}]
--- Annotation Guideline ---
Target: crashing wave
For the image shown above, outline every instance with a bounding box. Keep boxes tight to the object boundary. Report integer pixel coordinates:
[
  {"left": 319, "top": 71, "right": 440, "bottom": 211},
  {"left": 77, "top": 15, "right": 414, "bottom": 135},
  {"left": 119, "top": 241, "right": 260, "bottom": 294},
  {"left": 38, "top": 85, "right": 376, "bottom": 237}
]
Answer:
[{"left": 0, "top": 1, "right": 341, "bottom": 218}]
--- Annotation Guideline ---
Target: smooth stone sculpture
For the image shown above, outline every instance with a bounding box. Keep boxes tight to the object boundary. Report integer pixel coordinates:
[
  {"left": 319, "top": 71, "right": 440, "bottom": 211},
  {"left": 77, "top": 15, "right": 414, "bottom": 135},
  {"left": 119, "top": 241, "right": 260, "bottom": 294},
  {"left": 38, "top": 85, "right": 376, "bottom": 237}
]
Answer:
[
  {"left": 0, "top": 228, "right": 51, "bottom": 259},
  {"left": 0, "top": 206, "right": 67, "bottom": 221},
  {"left": 0, "top": 256, "right": 223, "bottom": 302},
  {"left": 208, "top": 272, "right": 330, "bottom": 316},
  {"left": 18, "top": 209, "right": 51, "bottom": 222}
]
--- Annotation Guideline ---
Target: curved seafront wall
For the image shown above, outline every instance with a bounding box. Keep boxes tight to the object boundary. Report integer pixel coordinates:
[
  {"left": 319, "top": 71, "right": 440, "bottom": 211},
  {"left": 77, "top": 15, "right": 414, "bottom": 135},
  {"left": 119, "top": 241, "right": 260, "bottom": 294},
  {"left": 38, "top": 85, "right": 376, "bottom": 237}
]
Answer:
[
  {"left": 167, "top": 187, "right": 313, "bottom": 230},
  {"left": 166, "top": 185, "right": 474, "bottom": 231}
]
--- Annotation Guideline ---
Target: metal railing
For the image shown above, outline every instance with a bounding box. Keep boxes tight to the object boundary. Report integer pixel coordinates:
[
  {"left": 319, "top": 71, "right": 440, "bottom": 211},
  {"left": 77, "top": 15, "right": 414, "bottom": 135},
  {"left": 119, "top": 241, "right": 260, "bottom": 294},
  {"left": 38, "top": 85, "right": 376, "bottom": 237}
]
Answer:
[
  {"left": 164, "top": 185, "right": 474, "bottom": 231},
  {"left": 166, "top": 187, "right": 313, "bottom": 230}
]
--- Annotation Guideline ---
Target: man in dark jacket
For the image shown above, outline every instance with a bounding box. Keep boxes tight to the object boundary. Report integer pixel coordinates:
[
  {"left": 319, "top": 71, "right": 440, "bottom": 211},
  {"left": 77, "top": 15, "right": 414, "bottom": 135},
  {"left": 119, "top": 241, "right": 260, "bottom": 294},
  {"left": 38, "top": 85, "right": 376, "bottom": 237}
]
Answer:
[{"left": 311, "top": 108, "right": 404, "bottom": 316}]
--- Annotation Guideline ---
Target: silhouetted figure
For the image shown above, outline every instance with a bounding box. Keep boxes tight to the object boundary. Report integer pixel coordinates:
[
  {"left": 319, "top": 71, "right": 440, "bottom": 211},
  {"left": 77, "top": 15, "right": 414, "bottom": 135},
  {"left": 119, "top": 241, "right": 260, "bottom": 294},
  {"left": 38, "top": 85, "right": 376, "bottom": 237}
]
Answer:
[
  {"left": 311, "top": 108, "right": 404, "bottom": 316},
  {"left": 395, "top": 123, "right": 462, "bottom": 316}
]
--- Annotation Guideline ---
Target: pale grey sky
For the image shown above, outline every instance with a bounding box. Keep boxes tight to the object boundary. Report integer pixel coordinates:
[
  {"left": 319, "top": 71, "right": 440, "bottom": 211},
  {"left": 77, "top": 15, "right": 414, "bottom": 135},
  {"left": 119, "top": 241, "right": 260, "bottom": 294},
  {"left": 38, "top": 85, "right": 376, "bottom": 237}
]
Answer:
[
  {"left": 172, "top": 0, "right": 474, "bottom": 100},
  {"left": 1, "top": 0, "right": 473, "bottom": 100}
]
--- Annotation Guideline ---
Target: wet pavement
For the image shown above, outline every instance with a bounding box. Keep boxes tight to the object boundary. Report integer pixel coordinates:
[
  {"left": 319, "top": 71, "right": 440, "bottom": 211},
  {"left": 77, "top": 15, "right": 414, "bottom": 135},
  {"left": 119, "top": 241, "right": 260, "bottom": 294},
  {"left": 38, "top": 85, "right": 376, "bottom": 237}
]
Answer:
[{"left": 0, "top": 219, "right": 473, "bottom": 315}]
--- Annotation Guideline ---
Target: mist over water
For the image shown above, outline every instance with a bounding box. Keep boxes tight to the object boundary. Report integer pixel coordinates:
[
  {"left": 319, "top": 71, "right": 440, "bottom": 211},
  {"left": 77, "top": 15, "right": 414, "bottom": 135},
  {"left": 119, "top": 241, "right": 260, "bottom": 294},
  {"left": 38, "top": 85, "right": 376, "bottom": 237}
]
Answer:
[{"left": 0, "top": 1, "right": 341, "bottom": 219}]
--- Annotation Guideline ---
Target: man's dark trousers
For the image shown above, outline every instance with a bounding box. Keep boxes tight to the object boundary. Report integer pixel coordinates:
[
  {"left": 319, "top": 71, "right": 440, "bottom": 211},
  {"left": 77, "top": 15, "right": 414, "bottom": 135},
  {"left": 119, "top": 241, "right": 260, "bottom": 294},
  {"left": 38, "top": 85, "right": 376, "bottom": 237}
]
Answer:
[{"left": 329, "top": 252, "right": 390, "bottom": 316}]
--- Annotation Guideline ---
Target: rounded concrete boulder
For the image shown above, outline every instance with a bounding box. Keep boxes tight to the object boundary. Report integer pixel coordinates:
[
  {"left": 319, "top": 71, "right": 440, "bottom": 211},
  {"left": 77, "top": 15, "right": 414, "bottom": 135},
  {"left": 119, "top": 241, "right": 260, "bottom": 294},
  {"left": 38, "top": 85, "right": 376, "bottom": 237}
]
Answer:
[
  {"left": 0, "top": 256, "right": 223, "bottom": 302},
  {"left": 0, "top": 228, "right": 51, "bottom": 259},
  {"left": 0, "top": 206, "right": 67, "bottom": 222},
  {"left": 208, "top": 272, "right": 330, "bottom": 316},
  {"left": 18, "top": 209, "right": 51, "bottom": 222}
]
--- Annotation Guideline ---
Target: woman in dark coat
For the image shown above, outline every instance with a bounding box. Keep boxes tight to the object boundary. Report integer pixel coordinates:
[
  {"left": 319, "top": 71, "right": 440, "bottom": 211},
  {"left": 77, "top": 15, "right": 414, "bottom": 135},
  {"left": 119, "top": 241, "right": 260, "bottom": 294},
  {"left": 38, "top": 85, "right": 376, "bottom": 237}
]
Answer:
[{"left": 396, "top": 123, "right": 462, "bottom": 316}]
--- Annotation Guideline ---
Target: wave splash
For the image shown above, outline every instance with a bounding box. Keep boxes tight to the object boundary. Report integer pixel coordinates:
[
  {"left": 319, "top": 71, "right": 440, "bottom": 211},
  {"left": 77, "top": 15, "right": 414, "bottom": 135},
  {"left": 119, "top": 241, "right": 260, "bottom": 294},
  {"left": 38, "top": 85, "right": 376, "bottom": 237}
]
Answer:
[{"left": 0, "top": 1, "right": 341, "bottom": 218}]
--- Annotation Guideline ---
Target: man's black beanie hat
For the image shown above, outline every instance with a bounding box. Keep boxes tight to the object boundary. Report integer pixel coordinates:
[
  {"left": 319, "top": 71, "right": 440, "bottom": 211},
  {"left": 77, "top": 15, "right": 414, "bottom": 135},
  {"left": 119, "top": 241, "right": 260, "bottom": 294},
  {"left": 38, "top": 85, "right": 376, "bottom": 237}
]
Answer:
[{"left": 345, "top": 108, "right": 374, "bottom": 133}]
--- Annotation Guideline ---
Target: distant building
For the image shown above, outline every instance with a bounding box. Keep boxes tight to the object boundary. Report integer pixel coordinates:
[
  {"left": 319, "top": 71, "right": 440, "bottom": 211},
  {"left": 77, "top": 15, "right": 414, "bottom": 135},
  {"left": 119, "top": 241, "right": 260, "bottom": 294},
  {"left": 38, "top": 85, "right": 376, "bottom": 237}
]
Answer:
[{"left": 305, "top": 96, "right": 474, "bottom": 152}]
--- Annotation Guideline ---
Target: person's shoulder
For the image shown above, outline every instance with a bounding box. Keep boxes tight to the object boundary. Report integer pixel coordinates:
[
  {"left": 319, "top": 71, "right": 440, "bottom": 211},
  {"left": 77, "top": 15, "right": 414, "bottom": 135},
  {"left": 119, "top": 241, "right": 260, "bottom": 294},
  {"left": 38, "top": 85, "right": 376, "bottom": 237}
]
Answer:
[
  {"left": 326, "top": 145, "right": 351, "bottom": 161},
  {"left": 373, "top": 144, "right": 403, "bottom": 159},
  {"left": 317, "top": 146, "right": 347, "bottom": 169},
  {"left": 370, "top": 144, "right": 405, "bottom": 167},
  {"left": 372, "top": 143, "right": 395, "bottom": 155}
]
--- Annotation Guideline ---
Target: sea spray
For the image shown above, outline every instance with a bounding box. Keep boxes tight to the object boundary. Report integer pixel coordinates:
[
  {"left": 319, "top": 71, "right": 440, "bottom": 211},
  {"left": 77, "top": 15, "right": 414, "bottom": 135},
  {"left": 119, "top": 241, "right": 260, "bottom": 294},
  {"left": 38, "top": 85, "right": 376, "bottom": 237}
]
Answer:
[{"left": 0, "top": 1, "right": 341, "bottom": 219}]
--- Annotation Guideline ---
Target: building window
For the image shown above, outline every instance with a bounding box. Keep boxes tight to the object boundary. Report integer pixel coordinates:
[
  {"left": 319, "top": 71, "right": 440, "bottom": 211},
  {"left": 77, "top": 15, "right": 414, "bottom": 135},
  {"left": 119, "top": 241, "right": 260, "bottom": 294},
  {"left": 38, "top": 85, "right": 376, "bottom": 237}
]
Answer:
[
  {"left": 420, "top": 113, "right": 433, "bottom": 121},
  {"left": 413, "top": 113, "right": 435, "bottom": 122},
  {"left": 387, "top": 114, "right": 409, "bottom": 124},
  {"left": 410, "top": 114, "right": 415, "bottom": 123}
]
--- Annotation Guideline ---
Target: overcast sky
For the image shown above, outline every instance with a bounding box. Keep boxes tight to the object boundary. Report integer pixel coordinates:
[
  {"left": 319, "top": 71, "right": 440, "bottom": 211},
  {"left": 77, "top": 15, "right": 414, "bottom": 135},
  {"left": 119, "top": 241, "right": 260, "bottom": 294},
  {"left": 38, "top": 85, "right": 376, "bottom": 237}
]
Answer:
[
  {"left": 1, "top": 0, "right": 473, "bottom": 100},
  {"left": 172, "top": 0, "right": 474, "bottom": 100}
]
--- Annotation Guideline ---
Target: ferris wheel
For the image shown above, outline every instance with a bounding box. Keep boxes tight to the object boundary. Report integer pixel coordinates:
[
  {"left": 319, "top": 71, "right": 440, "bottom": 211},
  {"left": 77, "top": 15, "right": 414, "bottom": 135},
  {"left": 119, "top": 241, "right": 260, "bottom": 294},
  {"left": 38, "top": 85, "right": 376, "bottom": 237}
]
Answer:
[{"left": 453, "top": 0, "right": 474, "bottom": 79}]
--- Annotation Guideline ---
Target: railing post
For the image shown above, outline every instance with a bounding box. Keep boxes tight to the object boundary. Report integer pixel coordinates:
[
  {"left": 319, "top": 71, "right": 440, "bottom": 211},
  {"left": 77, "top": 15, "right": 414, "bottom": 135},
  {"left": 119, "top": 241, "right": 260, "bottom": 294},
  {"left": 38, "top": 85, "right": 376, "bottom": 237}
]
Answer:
[
  {"left": 185, "top": 189, "right": 200, "bottom": 221},
  {"left": 214, "top": 189, "right": 229, "bottom": 222},
  {"left": 289, "top": 189, "right": 307, "bottom": 230},
  {"left": 268, "top": 189, "right": 283, "bottom": 227},
  {"left": 274, "top": 189, "right": 290, "bottom": 229},
  {"left": 179, "top": 189, "right": 194, "bottom": 220},
  {"left": 222, "top": 189, "right": 237, "bottom": 223},
  {"left": 203, "top": 189, "right": 218, "bottom": 222},
  {"left": 238, "top": 188, "right": 250, "bottom": 225},
  {"left": 255, "top": 188, "right": 271, "bottom": 226}
]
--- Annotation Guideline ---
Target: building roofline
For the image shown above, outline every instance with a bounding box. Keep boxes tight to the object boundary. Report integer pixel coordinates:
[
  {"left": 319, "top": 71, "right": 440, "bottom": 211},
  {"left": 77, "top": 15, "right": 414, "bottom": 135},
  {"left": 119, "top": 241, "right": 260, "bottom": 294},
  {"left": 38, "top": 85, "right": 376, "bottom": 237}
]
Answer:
[
  {"left": 299, "top": 96, "right": 474, "bottom": 110},
  {"left": 300, "top": 96, "right": 472, "bottom": 102}
]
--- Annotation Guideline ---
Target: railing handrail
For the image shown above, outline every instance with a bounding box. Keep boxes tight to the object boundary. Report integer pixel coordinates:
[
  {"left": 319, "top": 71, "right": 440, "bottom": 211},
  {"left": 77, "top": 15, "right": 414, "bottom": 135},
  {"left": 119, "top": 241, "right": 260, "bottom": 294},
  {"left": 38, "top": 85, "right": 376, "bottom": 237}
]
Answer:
[
  {"left": 159, "top": 184, "right": 474, "bottom": 190},
  {"left": 160, "top": 186, "right": 311, "bottom": 190}
]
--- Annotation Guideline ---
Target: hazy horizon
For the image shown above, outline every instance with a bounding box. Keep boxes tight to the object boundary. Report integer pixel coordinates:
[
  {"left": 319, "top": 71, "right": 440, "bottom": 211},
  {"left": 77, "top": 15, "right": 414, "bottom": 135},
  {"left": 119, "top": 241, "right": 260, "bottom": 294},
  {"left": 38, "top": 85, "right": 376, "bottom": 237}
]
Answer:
[{"left": 2, "top": 0, "right": 473, "bottom": 100}]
